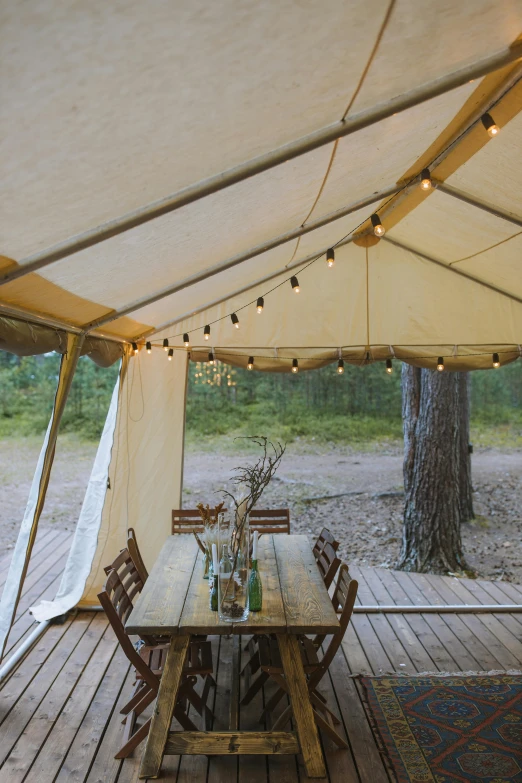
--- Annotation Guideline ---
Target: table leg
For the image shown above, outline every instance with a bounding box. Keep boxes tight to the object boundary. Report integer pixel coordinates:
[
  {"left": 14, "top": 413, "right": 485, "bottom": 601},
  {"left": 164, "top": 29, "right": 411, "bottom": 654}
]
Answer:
[
  {"left": 278, "top": 635, "right": 326, "bottom": 778},
  {"left": 139, "top": 636, "right": 190, "bottom": 779}
]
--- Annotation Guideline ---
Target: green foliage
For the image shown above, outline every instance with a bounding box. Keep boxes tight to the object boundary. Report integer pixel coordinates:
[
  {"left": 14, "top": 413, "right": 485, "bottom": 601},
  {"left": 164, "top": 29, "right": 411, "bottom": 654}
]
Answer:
[{"left": 0, "top": 350, "right": 521, "bottom": 446}]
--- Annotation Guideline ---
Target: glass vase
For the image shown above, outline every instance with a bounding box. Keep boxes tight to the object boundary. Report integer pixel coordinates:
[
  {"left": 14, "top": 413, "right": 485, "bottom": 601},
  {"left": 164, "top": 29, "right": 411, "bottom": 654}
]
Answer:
[{"left": 217, "top": 512, "right": 250, "bottom": 623}]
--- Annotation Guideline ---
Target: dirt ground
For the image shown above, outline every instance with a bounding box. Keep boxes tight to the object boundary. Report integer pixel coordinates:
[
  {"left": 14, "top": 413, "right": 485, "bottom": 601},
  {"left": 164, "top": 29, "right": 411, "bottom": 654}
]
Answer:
[{"left": 1, "top": 436, "right": 521, "bottom": 583}]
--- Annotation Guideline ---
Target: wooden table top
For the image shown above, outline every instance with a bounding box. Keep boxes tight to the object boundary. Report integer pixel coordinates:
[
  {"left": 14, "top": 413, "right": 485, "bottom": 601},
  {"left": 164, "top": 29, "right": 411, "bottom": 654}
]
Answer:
[{"left": 126, "top": 534, "right": 340, "bottom": 637}]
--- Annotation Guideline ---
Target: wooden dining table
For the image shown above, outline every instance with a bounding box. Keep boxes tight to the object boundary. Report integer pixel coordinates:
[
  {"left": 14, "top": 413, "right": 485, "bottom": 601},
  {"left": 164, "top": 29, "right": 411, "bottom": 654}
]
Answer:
[{"left": 125, "top": 533, "right": 340, "bottom": 779}]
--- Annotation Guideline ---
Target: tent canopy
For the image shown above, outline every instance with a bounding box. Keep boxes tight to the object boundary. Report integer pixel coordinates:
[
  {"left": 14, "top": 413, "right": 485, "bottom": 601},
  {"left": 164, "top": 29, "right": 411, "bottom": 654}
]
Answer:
[{"left": 1, "top": 0, "right": 522, "bottom": 370}]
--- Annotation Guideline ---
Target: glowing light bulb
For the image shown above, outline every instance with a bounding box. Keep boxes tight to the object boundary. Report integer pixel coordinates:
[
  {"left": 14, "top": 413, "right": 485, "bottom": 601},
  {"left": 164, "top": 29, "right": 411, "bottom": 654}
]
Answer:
[
  {"left": 146, "top": 342, "right": 152, "bottom": 354},
  {"left": 326, "top": 248, "right": 335, "bottom": 268},
  {"left": 492, "top": 352, "right": 500, "bottom": 368},
  {"left": 420, "top": 168, "right": 432, "bottom": 191},
  {"left": 208, "top": 351, "right": 214, "bottom": 365},
  {"left": 231, "top": 313, "right": 239, "bottom": 329},
  {"left": 437, "top": 357, "right": 444, "bottom": 371},
  {"left": 131, "top": 342, "right": 138, "bottom": 355},
  {"left": 247, "top": 356, "right": 254, "bottom": 370},
  {"left": 183, "top": 333, "right": 190, "bottom": 347},
  {"left": 386, "top": 358, "right": 393, "bottom": 374},
  {"left": 291, "top": 358, "right": 299, "bottom": 373},
  {"left": 481, "top": 112, "right": 499, "bottom": 137},
  {"left": 290, "top": 276, "right": 300, "bottom": 293},
  {"left": 163, "top": 338, "right": 169, "bottom": 351},
  {"left": 256, "top": 297, "right": 264, "bottom": 314},
  {"left": 168, "top": 348, "right": 174, "bottom": 361},
  {"left": 371, "top": 213, "right": 385, "bottom": 236},
  {"left": 204, "top": 325, "right": 210, "bottom": 341},
  {"left": 337, "top": 358, "right": 344, "bottom": 374}
]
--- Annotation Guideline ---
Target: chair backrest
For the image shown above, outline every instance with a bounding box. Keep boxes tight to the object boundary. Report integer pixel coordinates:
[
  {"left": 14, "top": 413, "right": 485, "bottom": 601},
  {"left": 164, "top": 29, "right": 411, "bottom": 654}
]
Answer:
[
  {"left": 315, "top": 540, "right": 341, "bottom": 590},
  {"left": 249, "top": 508, "right": 290, "bottom": 535},
  {"left": 172, "top": 508, "right": 223, "bottom": 535},
  {"left": 127, "top": 527, "right": 149, "bottom": 584},
  {"left": 97, "top": 554, "right": 159, "bottom": 690},
  {"left": 309, "top": 565, "right": 358, "bottom": 690},
  {"left": 313, "top": 527, "right": 339, "bottom": 559}
]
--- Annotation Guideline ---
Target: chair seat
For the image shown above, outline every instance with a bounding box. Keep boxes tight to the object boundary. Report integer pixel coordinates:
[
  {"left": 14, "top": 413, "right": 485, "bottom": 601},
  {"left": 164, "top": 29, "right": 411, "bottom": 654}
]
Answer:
[
  {"left": 138, "top": 639, "right": 214, "bottom": 678},
  {"left": 258, "top": 634, "right": 319, "bottom": 674}
]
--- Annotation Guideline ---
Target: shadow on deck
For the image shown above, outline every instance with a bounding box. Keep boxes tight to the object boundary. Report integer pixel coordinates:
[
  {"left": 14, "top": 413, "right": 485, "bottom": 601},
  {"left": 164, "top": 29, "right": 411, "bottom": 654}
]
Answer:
[{"left": 0, "top": 528, "right": 521, "bottom": 782}]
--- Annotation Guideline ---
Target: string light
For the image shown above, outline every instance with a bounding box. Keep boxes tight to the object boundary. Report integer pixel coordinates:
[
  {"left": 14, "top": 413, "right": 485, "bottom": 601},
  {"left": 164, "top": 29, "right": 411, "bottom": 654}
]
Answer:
[
  {"left": 420, "top": 168, "right": 432, "bottom": 191},
  {"left": 326, "top": 248, "right": 335, "bottom": 268},
  {"left": 146, "top": 341, "right": 152, "bottom": 354},
  {"left": 131, "top": 342, "right": 138, "bottom": 355},
  {"left": 337, "top": 358, "right": 344, "bottom": 374},
  {"left": 290, "top": 276, "right": 300, "bottom": 293},
  {"left": 204, "top": 325, "right": 210, "bottom": 341},
  {"left": 371, "top": 213, "right": 385, "bottom": 236},
  {"left": 291, "top": 358, "right": 299, "bottom": 373},
  {"left": 437, "top": 357, "right": 444, "bottom": 371},
  {"left": 208, "top": 351, "right": 215, "bottom": 365},
  {"left": 247, "top": 356, "right": 254, "bottom": 370},
  {"left": 256, "top": 297, "right": 264, "bottom": 314},
  {"left": 163, "top": 338, "right": 169, "bottom": 351},
  {"left": 493, "top": 352, "right": 500, "bottom": 368},
  {"left": 386, "top": 358, "right": 393, "bottom": 374},
  {"left": 231, "top": 313, "right": 240, "bottom": 329},
  {"left": 481, "top": 112, "right": 499, "bottom": 137},
  {"left": 168, "top": 348, "right": 174, "bottom": 361},
  {"left": 183, "top": 333, "right": 190, "bottom": 347}
]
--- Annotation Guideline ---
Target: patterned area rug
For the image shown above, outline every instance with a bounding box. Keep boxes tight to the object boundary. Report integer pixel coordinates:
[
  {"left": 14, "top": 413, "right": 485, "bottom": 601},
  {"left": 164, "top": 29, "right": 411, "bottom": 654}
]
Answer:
[{"left": 360, "top": 674, "right": 522, "bottom": 782}]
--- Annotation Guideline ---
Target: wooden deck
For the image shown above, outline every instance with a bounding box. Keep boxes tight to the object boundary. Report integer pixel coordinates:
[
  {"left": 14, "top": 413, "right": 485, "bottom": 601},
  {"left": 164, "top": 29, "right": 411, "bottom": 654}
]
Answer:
[{"left": 1, "top": 528, "right": 521, "bottom": 783}]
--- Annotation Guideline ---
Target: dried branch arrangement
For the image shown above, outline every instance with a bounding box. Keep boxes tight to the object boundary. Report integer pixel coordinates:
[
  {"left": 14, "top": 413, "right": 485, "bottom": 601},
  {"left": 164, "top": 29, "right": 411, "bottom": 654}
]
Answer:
[{"left": 194, "top": 501, "right": 225, "bottom": 558}]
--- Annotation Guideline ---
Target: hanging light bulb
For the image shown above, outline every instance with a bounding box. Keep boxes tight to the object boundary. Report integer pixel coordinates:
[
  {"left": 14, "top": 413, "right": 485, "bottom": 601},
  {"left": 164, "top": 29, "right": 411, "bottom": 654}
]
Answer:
[
  {"left": 231, "top": 313, "right": 240, "bottom": 329},
  {"left": 420, "top": 168, "right": 432, "bottom": 191},
  {"left": 437, "top": 357, "right": 445, "bottom": 371},
  {"left": 492, "top": 352, "right": 500, "bottom": 368},
  {"left": 247, "top": 356, "right": 254, "bottom": 370},
  {"left": 326, "top": 248, "right": 335, "bottom": 268},
  {"left": 204, "top": 325, "right": 210, "bottom": 341},
  {"left": 131, "top": 342, "right": 138, "bottom": 355},
  {"left": 146, "top": 341, "right": 152, "bottom": 354},
  {"left": 256, "top": 297, "right": 264, "bottom": 314},
  {"left": 371, "top": 213, "right": 385, "bottom": 236},
  {"left": 337, "top": 358, "right": 344, "bottom": 374},
  {"left": 163, "top": 338, "right": 169, "bottom": 351},
  {"left": 168, "top": 348, "right": 174, "bottom": 361},
  {"left": 481, "top": 112, "right": 499, "bottom": 137},
  {"left": 183, "top": 333, "right": 190, "bottom": 347},
  {"left": 290, "top": 276, "right": 300, "bottom": 293},
  {"left": 386, "top": 358, "right": 393, "bottom": 374},
  {"left": 291, "top": 358, "right": 299, "bottom": 373},
  {"left": 208, "top": 351, "right": 215, "bottom": 365}
]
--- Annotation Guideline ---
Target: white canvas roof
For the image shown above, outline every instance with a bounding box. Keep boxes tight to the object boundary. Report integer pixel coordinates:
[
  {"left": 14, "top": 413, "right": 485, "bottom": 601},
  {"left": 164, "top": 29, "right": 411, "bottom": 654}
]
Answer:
[{"left": 1, "top": 0, "right": 522, "bottom": 370}]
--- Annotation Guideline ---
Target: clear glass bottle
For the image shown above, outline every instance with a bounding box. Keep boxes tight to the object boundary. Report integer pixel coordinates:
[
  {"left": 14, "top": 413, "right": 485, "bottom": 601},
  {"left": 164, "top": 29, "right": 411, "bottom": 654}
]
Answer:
[
  {"left": 219, "top": 543, "right": 235, "bottom": 603},
  {"left": 248, "top": 559, "right": 262, "bottom": 611}
]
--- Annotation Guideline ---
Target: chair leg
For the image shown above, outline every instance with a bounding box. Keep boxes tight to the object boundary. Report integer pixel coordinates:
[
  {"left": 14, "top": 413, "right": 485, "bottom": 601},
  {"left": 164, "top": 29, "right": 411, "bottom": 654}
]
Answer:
[
  {"left": 120, "top": 680, "right": 149, "bottom": 715},
  {"left": 312, "top": 708, "right": 348, "bottom": 749},
  {"left": 259, "top": 682, "right": 286, "bottom": 720},
  {"left": 122, "top": 686, "right": 157, "bottom": 724},
  {"left": 240, "top": 670, "right": 269, "bottom": 705},
  {"left": 115, "top": 716, "right": 152, "bottom": 759},
  {"left": 310, "top": 690, "right": 341, "bottom": 725},
  {"left": 271, "top": 704, "right": 292, "bottom": 731}
]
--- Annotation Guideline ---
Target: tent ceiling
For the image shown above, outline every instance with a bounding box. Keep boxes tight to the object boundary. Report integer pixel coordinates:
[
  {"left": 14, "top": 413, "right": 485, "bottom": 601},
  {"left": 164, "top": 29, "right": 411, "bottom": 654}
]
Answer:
[{"left": 1, "top": 0, "right": 522, "bottom": 370}]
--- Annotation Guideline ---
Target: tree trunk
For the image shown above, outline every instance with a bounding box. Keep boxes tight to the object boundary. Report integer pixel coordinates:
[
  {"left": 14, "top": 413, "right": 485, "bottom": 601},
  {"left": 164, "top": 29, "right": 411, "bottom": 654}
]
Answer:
[
  {"left": 458, "top": 372, "right": 475, "bottom": 522},
  {"left": 398, "top": 364, "right": 466, "bottom": 573}
]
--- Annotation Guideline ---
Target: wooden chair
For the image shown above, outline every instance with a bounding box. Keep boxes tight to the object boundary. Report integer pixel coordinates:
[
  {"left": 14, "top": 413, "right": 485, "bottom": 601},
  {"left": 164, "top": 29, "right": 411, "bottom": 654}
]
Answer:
[
  {"left": 241, "top": 566, "right": 358, "bottom": 748},
  {"left": 98, "top": 550, "right": 215, "bottom": 757},
  {"left": 172, "top": 508, "right": 224, "bottom": 535},
  {"left": 313, "top": 527, "right": 339, "bottom": 560},
  {"left": 127, "top": 527, "right": 149, "bottom": 584},
  {"left": 249, "top": 508, "right": 290, "bottom": 536},
  {"left": 315, "top": 540, "right": 341, "bottom": 590}
]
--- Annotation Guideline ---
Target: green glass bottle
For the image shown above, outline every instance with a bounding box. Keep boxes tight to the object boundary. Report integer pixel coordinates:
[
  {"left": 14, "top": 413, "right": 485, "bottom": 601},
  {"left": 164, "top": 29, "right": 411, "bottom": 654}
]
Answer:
[
  {"left": 210, "top": 574, "right": 218, "bottom": 611},
  {"left": 248, "top": 559, "right": 262, "bottom": 611}
]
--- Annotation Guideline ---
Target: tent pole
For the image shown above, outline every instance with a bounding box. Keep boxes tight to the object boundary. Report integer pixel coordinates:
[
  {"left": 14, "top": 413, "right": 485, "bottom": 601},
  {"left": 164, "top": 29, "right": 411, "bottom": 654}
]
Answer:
[
  {"left": 382, "top": 236, "right": 522, "bottom": 305},
  {"left": 435, "top": 182, "right": 522, "bottom": 226},
  {"left": 135, "top": 236, "right": 357, "bottom": 339},
  {"left": 0, "top": 333, "right": 85, "bottom": 661},
  {"left": 82, "top": 186, "right": 399, "bottom": 331},
  {"left": 2, "top": 41, "right": 521, "bottom": 287}
]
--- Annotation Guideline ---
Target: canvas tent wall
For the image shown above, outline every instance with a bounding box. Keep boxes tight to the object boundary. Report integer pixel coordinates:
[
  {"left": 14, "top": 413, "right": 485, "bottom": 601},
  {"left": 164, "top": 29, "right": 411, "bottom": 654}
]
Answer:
[{"left": 1, "top": 0, "right": 522, "bottom": 652}]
